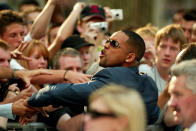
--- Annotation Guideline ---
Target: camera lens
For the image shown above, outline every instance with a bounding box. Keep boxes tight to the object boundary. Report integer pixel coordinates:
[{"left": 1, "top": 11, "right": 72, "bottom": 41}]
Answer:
[{"left": 115, "top": 13, "right": 119, "bottom": 17}]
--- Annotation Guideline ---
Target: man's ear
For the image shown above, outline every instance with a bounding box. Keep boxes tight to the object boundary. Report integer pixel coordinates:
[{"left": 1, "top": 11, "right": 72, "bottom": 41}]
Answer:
[
  {"left": 77, "top": 21, "right": 83, "bottom": 33},
  {"left": 125, "top": 53, "right": 136, "bottom": 63}
]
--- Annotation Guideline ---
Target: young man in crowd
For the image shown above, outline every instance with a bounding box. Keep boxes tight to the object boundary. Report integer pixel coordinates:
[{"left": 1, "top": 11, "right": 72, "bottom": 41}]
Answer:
[
  {"left": 180, "top": 9, "right": 196, "bottom": 42},
  {"left": 60, "top": 35, "right": 94, "bottom": 73},
  {"left": 53, "top": 48, "right": 84, "bottom": 73},
  {"left": 0, "top": 10, "right": 26, "bottom": 69},
  {"left": 139, "top": 24, "right": 186, "bottom": 95}
]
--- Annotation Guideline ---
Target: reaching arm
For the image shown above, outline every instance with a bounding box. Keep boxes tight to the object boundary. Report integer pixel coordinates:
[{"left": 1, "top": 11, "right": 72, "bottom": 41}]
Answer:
[
  {"left": 31, "top": 70, "right": 91, "bottom": 85},
  {"left": 27, "top": 69, "right": 111, "bottom": 107},
  {"left": 48, "top": 2, "right": 86, "bottom": 60},
  {"left": 30, "top": 0, "right": 58, "bottom": 39}
]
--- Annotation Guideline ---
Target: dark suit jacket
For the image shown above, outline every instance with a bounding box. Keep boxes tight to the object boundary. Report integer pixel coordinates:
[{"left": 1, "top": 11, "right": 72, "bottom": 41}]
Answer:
[{"left": 28, "top": 66, "right": 160, "bottom": 124}]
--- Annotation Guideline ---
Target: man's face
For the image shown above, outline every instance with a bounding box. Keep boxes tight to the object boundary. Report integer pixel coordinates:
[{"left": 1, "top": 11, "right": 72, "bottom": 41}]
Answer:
[
  {"left": 0, "top": 48, "right": 11, "bottom": 68},
  {"left": 168, "top": 75, "right": 196, "bottom": 128},
  {"left": 79, "top": 19, "right": 105, "bottom": 45},
  {"left": 58, "top": 55, "right": 83, "bottom": 73},
  {"left": 155, "top": 38, "right": 180, "bottom": 69},
  {"left": 99, "top": 31, "right": 131, "bottom": 67},
  {"left": 181, "top": 19, "right": 195, "bottom": 42},
  {"left": 0, "top": 23, "right": 25, "bottom": 51},
  {"left": 78, "top": 46, "right": 91, "bottom": 72}
]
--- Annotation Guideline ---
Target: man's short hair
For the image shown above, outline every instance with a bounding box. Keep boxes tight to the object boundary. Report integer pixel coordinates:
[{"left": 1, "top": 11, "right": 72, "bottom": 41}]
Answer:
[
  {"left": 19, "top": 0, "right": 40, "bottom": 8},
  {"left": 155, "top": 24, "right": 187, "bottom": 49},
  {"left": 122, "top": 30, "right": 146, "bottom": 62},
  {"left": 171, "top": 60, "right": 196, "bottom": 93},
  {"left": 53, "top": 48, "right": 83, "bottom": 69},
  {"left": 0, "top": 10, "right": 24, "bottom": 36},
  {"left": 177, "top": 43, "right": 196, "bottom": 63},
  {"left": 183, "top": 9, "right": 196, "bottom": 21},
  {"left": 0, "top": 40, "right": 9, "bottom": 50}
]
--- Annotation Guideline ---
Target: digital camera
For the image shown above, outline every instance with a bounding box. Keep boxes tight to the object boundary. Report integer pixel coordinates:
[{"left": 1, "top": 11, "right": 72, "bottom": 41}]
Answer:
[
  {"left": 90, "top": 22, "right": 108, "bottom": 32},
  {"left": 110, "top": 9, "right": 123, "bottom": 20}
]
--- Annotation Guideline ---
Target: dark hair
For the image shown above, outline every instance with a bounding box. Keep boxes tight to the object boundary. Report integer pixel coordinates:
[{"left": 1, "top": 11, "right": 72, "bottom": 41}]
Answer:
[
  {"left": 177, "top": 43, "right": 196, "bottom": 63},
  {"left": 19, "top": 0, "right": 39, "bottom": 8},
  {"left": 122, "top": 30, "right": 146, "bottom": 62},
  {"left": 0, "top": 10, "right": 24, "bottom": 35},
  {"left": 183, "top": 9, "right": 196, "bottom": 21}
]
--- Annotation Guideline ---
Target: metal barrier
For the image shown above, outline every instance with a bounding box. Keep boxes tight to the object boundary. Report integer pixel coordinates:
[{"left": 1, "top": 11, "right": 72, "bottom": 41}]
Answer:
[{"left": 7, "top": 122, "right": 57, "bottom": 131}]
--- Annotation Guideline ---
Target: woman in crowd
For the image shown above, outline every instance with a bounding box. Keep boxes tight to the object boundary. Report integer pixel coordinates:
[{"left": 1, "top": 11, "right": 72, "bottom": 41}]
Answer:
[{"left": 84, "top": 84, "right": 146, "bottom": 131}]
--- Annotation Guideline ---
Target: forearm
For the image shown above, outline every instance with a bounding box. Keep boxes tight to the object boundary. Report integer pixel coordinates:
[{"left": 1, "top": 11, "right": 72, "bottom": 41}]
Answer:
[
  {"left": 30, "top": 0, "right": 56, "bottom": 39},
  {"left": 31, "top": 70, "right": 65, "bottom": 85},
  {"left": 48, "top": 4, "right": 83, "bottom": 60}
]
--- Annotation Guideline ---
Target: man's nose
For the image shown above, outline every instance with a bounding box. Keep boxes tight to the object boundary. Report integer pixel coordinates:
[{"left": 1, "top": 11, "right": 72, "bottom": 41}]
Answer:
[
  {"left": 168, "top": 96, "right": 176, "bottom": 107},
  {"left": 165, "top": 48, "right": 171, "bottom": 56}
]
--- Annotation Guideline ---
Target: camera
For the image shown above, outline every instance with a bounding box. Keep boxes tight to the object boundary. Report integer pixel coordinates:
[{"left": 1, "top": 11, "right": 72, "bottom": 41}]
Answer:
[
  {"left": 90, "top": 22, "right": 108, "bottom": 32},
  {"left": 110, "top": 9, "right": 123, "bottom": 20}
]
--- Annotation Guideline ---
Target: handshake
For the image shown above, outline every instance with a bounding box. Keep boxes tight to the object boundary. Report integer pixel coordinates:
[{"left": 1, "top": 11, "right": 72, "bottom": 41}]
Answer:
[{"left": 12, "top": 98, "right": 49, "bottom": 125}]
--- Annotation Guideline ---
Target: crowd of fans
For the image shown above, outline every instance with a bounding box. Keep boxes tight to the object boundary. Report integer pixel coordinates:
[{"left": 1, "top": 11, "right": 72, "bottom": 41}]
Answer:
[{"left": 0, "top": 0, "right": 196, "bottom": 131}]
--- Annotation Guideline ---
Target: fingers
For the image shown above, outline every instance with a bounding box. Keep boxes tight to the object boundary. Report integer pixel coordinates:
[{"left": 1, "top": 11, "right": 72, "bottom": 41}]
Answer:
[
  {"left": 20, "top": 42, "right": 29, "bottom": 52},
  {"left": 39, "top": 109, "right": 49, "bottom": 118},
  {"left": 19, "top": 116, "right": 33, "bottom": 125},
  {"left": 86, "top": 74, "right": 92, "bottom": 79},
  {"left": 33, "top": 107, "right": 49, "bottom": 118},
  {"left": 21, "top": 56, "right": 32, "bottom": 61}
]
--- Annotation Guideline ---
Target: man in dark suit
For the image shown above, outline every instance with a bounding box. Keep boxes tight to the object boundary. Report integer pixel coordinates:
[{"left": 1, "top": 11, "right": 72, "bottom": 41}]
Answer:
[{"left": 27, "top": 30, "right": 160, "bottom": 124}]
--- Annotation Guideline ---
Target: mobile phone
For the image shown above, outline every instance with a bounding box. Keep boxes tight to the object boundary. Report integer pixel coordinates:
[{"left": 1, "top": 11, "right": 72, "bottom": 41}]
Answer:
[{"left": 110, "top": 9, "right": 123, "bottom": 20}]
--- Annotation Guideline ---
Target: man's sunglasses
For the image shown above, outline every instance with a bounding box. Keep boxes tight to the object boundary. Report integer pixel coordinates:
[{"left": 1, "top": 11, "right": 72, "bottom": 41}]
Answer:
[
  {"left": 87, "top": 109, "right": 116, "bottom": 119},
  {"left": 106, "top": 39, "right": 120, "bottom": 48}
]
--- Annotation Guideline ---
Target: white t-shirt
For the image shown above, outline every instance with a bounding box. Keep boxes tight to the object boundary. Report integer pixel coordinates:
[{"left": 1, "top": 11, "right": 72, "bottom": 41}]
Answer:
[
  {"left": 10, "top": 59, "right": 24, "bottom": 70},
  {"left": 189, "top": 123, "right": 196, "bottom": 131},
  {"left": 139, "top": 64, "right": 166, "bottom": 96}
]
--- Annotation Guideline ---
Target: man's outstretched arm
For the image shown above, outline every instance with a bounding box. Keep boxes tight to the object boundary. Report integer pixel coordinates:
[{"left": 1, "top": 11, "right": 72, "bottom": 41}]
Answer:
[{"left": 27, "top": 69, "right": 112, "bottom": 108}]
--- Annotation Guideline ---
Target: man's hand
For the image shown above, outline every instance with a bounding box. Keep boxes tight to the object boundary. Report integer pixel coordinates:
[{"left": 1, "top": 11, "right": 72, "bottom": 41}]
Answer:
[
  {"left": 72, "top": 2, "right": 86, "bottom": 13},
  {"left": 10, "top": 42, "right": 31, "bottom": 61},
  {"left": 12, "top": 99, "right": 37, "bottom": 117},
  {"left": 65, "top": 71, "right": 92, "bottom": 83}
]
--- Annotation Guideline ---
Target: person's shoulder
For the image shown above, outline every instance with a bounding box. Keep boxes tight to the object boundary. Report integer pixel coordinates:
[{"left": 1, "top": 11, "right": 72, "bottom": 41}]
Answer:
[{"left": 139, "top": 64, "right": 152, "bottom": 72}]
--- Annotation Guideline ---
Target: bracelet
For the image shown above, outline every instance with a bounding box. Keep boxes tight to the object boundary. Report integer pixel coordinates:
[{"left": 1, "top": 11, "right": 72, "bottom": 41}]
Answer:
[{"left": 63, "top": 70, "right": 69, "bottom": 81}]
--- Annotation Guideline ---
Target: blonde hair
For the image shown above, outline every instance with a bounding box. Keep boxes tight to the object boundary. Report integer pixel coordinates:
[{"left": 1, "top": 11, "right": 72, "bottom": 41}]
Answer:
[
  {"left": 18, "top": 40, "right": 49, "bottom": 69},
  {"left": 89, "top": 84, "right": 146, "bottom": 131},
  {"left": 136, "top": 24, "right": 158, "bottom": 39},
  {"left": 155, "top": 24, "right": 186, "bottom": 49}
]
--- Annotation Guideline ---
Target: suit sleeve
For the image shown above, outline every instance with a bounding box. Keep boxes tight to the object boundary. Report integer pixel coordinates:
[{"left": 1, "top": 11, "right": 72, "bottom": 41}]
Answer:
[{"left": 27, "top": 69, "right": 112, "bottom": 107}]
